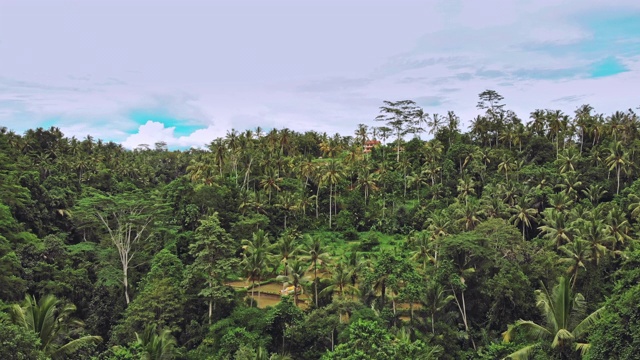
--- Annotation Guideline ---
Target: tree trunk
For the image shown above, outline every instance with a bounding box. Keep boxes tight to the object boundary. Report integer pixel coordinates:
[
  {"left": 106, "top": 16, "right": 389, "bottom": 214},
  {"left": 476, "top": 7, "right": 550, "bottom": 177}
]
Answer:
[
  {"left": 314, "top": 263, "right": 319, "bottom": 307},
  {"left": 328, "top": 184, "right": 332, "bottom": 228},
  {"left": 617, "top": 165, "right": 621, "bottom": 195},
  {"left": 208, "top": 280, "right": 213, "bottom": 325},
  {"left": 123, "top": 264, "right": 130, "bottom": 305}
]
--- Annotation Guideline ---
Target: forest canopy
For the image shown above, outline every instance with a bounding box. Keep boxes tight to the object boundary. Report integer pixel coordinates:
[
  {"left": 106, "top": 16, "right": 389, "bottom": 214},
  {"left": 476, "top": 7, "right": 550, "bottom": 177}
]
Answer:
[{"left": 0, "top": 91, "right": 639, "bottom": 359}]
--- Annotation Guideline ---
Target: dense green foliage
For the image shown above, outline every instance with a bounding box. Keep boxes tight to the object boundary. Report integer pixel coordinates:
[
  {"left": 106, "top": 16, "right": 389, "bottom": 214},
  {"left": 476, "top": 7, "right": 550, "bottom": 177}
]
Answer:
[{"left": 1, "top": 93, "right": 639, "bottom": 358}]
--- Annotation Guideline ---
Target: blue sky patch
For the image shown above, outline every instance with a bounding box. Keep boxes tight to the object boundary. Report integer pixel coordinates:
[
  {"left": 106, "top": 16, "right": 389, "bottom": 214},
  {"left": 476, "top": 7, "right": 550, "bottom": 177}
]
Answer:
[{"left": 590, "top": 57, "right": 629, "bottom": 78}]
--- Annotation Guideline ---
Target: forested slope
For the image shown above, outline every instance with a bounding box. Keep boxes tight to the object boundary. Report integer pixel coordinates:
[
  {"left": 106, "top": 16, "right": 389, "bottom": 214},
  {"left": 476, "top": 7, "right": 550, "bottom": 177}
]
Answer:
[{"left": 1, "top": 91, "right": 639, "bottom": 359}]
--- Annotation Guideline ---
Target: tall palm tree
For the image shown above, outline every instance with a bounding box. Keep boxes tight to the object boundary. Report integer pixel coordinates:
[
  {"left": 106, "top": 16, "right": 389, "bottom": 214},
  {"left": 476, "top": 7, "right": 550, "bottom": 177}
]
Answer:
[
  {"left": 135, "top": 324, "right": 178, "bottom": 360},
  {"left": 276, "top": 260, "right": 308, "bottom": 307},
  {"left": 408, "top": 231, "right": 435, "bottom": 271},
  {"left": 321, "top": 159, "right": 344, "bottom": 228},
  {"left": 10, "top": 294, "right": 102, "bottom": 359},
  {"left": 320, "top": 263, "right": 359, "bottom": 307},
  {"left": 270, "top": 233, "right": 300, "bottom": 276},
  {"left": 241, "top": 253, "right": 266, "bottom": 307},
  {"left": 502, "top": 277, "right": 603, "bottom": 359},
  {"left": 456, "top": 175, "right": 476, "bottom": 204},
  {"left": 606, "top": 141, "right": 629, "bottom": 195},
  {"left": 301, "top": 235, "right": 331, "bottom": 307},
  {"left": 498, "top": 155, "right": 515, "bottom": 185},
  {"left": 422, "top": 282, "right": 454, "bottom": 334},
  {"left": 510, "top": 197, "right": 538, "bottom": 240},
  {"left": 558, "top": 239, "right": 590, "bottom": 289},
  {"left": 355, "top": 170, "right": 379, "bottom": 206}
]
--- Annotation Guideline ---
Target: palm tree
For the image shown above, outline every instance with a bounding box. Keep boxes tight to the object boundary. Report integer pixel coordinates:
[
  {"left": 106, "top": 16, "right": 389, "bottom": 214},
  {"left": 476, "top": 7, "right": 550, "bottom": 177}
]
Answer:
[
  {"left": 606, "top": 141, "right": 629, "bottom": 195},
  {"left": 455, "top": 198, "right": 482, "bottom": 231},
  {"left": 260, "top": 170, "right": 282, "bottom": 203},
  {"left": 559, "top": 172, "right": 583, "bottom": 200},
  {"left": 270, "top": 233, "right": 300, "bottom": 276},
  {"left": 135, "top": 324, "right": 178, "bottom": 360},
  {"left": 456, "top": 175, "right": 476, "bottom": 204},
  {"left": 276, "top": 260, "right": 308, "bottom": 307},
  {"left": 422, "top": 282, "right": 454, "bottom": 334},
  {"left": 581, "top": 184, "right": 607, "bottom": 206},
  {"left": 502, "top": 277, "right": 603, "bottom": 359},
  {"left": 320, "top": 263, "right": 359, "bottom": 314},
  {"left": 558, "top": 239, "right": 590, "bottom": 289},
  {"left": 355, "top": 170, "right": 379, "bottom": 206},
  {"left": 574, "top": 219, "right": 610, "bottom": 266},
  {"left": 408, "top": 231, "right": 435, "bottom": 271},
  {"left": 605, "top": 206, "right": 631, "bottom": 251},
  {"left": 498, "top": 155, "right": 515, "bottom": 185},
  {"left": 548, "top": 192, "right": 574, "bottom": 213},
  {"left": 9, "top": 294, "right": 102, "bottom": 359},
  {"left": 242, "top": 229, "right": 271, "bottom": 258},
  {"left": 510, "top": 197, "right": 538, "bottom": 240},
  {"left": 321, "top": 159, "right": 344, "bottom": 228},
  {"left": 539, "top": 208, "right": 572, "bottom": 248},
  {"left": 300, "top": 235, "right": 331, "bottom": 307},
  {"left": 241, "top": 253, "right": 266, "bottom": 307},
  {"left": 556, "top": 147, "right": 580, "bottom": 174}
]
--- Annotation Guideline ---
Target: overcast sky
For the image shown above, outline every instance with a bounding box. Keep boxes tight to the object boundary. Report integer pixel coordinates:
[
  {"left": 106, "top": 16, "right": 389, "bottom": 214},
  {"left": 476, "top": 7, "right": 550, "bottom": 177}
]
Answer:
[{"left": 1, "top": 0, "right": 639, "bottom": 149}]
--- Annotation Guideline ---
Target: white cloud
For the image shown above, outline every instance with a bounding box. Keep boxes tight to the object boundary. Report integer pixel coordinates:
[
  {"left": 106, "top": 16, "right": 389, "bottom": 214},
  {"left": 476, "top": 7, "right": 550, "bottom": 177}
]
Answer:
[{"left": 121, "top": 121, "right": 228, "bottom": 150}]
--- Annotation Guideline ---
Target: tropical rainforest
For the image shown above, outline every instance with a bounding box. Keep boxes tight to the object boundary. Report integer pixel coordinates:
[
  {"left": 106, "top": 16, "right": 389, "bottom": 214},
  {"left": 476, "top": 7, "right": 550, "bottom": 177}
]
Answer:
[{"left": 1, "top": 90, "right": 639, "bottom": 359}]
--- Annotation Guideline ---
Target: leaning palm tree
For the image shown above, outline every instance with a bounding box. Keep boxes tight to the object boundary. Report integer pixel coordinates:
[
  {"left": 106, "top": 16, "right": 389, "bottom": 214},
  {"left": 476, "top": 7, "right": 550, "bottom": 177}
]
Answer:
[
  {"left": 135, "top": 324, "right": 178, "bottom": 360},
  {"left": 502, "top": 277, "right": 603, "bottom": 359},
  {"left": 10, "top": 294, "right": 102, "bottom": 359}
]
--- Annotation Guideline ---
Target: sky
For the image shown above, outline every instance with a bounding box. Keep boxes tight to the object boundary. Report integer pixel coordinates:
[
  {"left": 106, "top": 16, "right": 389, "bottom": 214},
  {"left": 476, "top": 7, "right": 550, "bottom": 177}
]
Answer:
[{"left": 1, "top": 0, "right": 639, "bottom": 149}]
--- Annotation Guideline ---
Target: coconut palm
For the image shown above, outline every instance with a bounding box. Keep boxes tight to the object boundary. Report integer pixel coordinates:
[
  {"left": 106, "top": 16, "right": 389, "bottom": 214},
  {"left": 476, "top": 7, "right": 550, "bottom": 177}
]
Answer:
[
  {"left": 135, "top": 324, "right": 178, "bottom": 360},
  {"left": 539, "top": 208, "right": 572, "bottom": 248},
  {"left": 241, "top": 253, "right": 266, "bottom": 307},
  {"left": 606, "top": 141, "right": 629, "bottom": 195},
  {"left": 574, "top": 219, "right": 610, "bottom": 266},
  {"left": 321, "top": 159, "right": 344, "bottom": 228},
  {"left": 581, "top": 184, "right": 607, "bottom": 206},
  {"left": 320, "top": 263, "right": 359, "bottom": 309},
  {"left": 456, "top": 175, "right": 476, "bottom": 204},
  {"left": 558, "top": 239, "right": 590, "bottom": 289},
  {"left": 270, "top": 233, "right": 300, "bottom": 276},
  {"left": 502, "top": 277, "right": 603, "bottom": 359},
  {"left": 355, "top": 170, "right": 379, "bottom": 206},
  {"left": 276, "top": 260, "right": 308, "bottom": 307},
  {"left": 10, "top": 294, "right": 102, "bottom": 359},
  {"left": 422, "top": 282, "right": 454, "bottom": 334},
  {"left": 548, "top": 192, "right": 574, "bottom": 213},
  {"left": 409, "top": 231, "right": 435, "bottom": 271},
  {"left": 300, "top": 235, "right": 331, "bottom": 307},
  {"left": 242, "top": 230, "right": 271, "bottom": 258},
  {"left": 498, "top": 155, "right": 515, "bottom": 185},
  {"left": 510, "top": 197, "right": 538, "bottom": 240},
  {"left": 605, "top": 206, "right": 632, "bottom": 251},
  {"left": 556, "top": 147, "right": 580, "bottom": 174}
]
